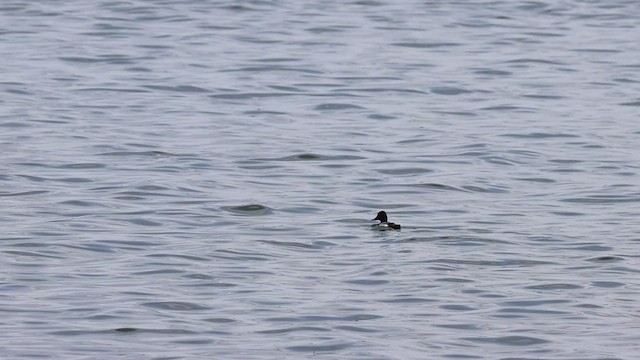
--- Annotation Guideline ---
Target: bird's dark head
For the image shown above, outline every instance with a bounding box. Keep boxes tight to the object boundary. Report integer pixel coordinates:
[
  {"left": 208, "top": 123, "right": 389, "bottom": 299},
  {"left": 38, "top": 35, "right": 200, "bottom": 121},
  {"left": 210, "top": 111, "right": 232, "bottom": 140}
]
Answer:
[{"left": 372, "top": 211, "right": 388, "bottom": 223}]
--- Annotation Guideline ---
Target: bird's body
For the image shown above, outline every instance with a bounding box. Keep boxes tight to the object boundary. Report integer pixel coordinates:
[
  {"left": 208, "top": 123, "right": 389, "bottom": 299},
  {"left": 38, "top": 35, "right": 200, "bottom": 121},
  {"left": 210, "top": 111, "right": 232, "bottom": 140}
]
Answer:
[{"left": 371, "top": 211, "right": 401, "bottom": 230}]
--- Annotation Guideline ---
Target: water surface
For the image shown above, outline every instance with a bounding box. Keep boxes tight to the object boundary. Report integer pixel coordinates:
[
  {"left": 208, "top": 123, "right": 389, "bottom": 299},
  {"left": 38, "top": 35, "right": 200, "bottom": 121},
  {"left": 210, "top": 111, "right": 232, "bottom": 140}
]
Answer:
[{"left": 1, "top": 1, "right": 639, "bottom": 359}]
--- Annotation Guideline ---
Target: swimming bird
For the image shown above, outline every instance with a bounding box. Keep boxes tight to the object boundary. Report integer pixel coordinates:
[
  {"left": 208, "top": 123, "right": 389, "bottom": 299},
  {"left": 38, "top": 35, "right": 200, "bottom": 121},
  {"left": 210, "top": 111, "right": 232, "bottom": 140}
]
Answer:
[{"left": 371, "top": 210, "right": 401, "bottom": 230}]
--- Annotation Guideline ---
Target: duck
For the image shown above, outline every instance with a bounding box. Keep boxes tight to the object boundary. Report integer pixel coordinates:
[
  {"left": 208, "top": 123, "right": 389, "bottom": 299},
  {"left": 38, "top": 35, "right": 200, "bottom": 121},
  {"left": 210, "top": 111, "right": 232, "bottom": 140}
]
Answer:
[{"left": 371, "top": 210, "right": 401, "bottom": 230}]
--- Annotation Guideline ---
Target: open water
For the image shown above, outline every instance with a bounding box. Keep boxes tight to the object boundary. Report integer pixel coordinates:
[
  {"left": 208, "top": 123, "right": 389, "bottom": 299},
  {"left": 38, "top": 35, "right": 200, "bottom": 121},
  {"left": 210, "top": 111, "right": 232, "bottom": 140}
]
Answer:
[{"left": 1, "top": 1, "right": 640, "bottom": 359}]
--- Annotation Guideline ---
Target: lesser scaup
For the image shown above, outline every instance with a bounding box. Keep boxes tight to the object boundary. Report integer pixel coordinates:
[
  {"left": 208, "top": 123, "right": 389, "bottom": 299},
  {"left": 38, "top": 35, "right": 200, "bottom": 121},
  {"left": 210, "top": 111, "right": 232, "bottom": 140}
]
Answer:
[{"left": 371, "top": 210, "right": 401, "bottom": 230}]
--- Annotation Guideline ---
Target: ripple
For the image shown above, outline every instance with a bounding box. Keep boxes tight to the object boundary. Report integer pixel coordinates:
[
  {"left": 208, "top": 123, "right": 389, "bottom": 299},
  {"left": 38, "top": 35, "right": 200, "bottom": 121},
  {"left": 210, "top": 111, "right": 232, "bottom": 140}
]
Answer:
[
  {"left": 147, "top": 253, "right": 209, "bottom": 262},
  {"left": 440, "top": 304, "right": 476, "bottom": 311},
  {"left": 98, "top": 150, "right": 179, "bottom": 157},
  {"left": 380, "top": 297, "right": 436, "bottom": 304},
  {"left": 221, "top": 65, "right": 320, "bottom": 74},
  {"left": 563, "top": 244, "right": 612, "bottom": 252},
  {"left": 525, "top": 283, "right": 583, "bottom": 290},
  {"left": 497, "top": 308, "right": 569, "bottom": 315},
  {"left": 550, "top": 211, "right": 585, "bottom": 216},
  {"left": 143, "top": 84, "right": 210, "bottom": 93},
  {"left": 406, "top": 183, "right": 468, "bottom": 192},
  {"left": 256, "top": 326, "right": 330, "bottom": 334},
  {"left": 463, "top": 335, "right": 550, "bottom": 346},
  {"left": 127, "top": 218, "right": 162, "bottom": 226},
  {"left": 429, "top": 259, "right": 555, "bottom": 267},
  {"left": 436, "top": 278, "right": 475, "bottom": 283},
  {"left": 259, "top": 240, "right": 324, "bottom": 250},
  {"left": 281, "top": 153, "right": 326, "bottom": 161},
  {"left": 500, "top": 299, "right": 570, "bottom": 307},
  {"left": 392, "top": 42, "right": 461, "bottom": 48},
  {"left": 462, "top": 184, "right": 509, "bottom": 193},
  {"left": 51, "top": 328, "right": 198, "bottom": 336},
  {"left": 522, "top": 94, "right": 565, "bottom": 100},
  {"left": 0, "top": 190, "right": 49, "bottom": 197},
  {"left": 505, "top": 58, "right": 565, "bottom": 65},
  {"left": 473, "top": 68, "right": 512, "bottom": 76},
  {"left": 286, "top": 342, "right": 353, "bottom": 352},
  {"left": 266, "top": 314, "right": 382, "bottom": 322},
  {"left": 501, "top": 132, "right": 580, "bottom": 139},
  {"left": 142, "top": 302, "right": 211, "bottom": 311},
  {"left": 263, "top": 153, "right": 365, "bottom": 161},
  {"left": 57, "top": 163, "right": 106, "bottom": 169},
  {"left": 587, "top": 256, "right": 624, "bottom": 262},
  {"left": 213, "top": 249, "right": 272, "bottom": 261},
  {"left": 430, "top": 86, "right": 473, "bottom": 95},
  {"left": 591, "top": 281, "right": 624, "bottom": 288},
  {"left": 435, "top": 323, "right": 482, "bottom": 331},
  {"left": 375, "top": 167, "right": 433, "bottom": 175},
  {"left": 114, "top": 327, "right": 137, "bottom": 332},
  {"left": 480, "top": 105, "right": 534, "bottom": 112},
  {"left": 514, "top": 177, "right": 556, "bottom": 183},
  {"left": 344, "top": 279, "right": 389, "bottom": 286},
  {"left": 221, "top": 204, "right": 273, "bottom": 216},
  {"left": 75, "top": 87, "right": 149, "bottom": 93},
  {"left": 560, "top": 195, "right": 640, "bottom": 204},
  {"left": 334, "top": 325, "right": 378, "bottom": 333},
  {"left": 368, "top": 113, "right": 397, "bottom": 120},
  {"left": 314, "top": 103, "right": 366, "bottom": 111}
]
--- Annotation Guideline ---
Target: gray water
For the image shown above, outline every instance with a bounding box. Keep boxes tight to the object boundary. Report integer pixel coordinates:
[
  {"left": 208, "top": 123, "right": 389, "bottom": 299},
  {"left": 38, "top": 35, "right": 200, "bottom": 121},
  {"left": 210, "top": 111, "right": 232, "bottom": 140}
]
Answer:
[{"left": 1, "top": 1, "right": 639, "bottom": 359}]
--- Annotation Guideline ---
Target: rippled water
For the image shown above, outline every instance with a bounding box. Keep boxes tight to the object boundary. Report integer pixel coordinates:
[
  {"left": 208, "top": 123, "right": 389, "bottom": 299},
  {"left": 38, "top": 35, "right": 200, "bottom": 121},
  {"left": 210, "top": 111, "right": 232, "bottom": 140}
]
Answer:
[{"left": 2, "top": 1, "right": 640, "bottom": 359}]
